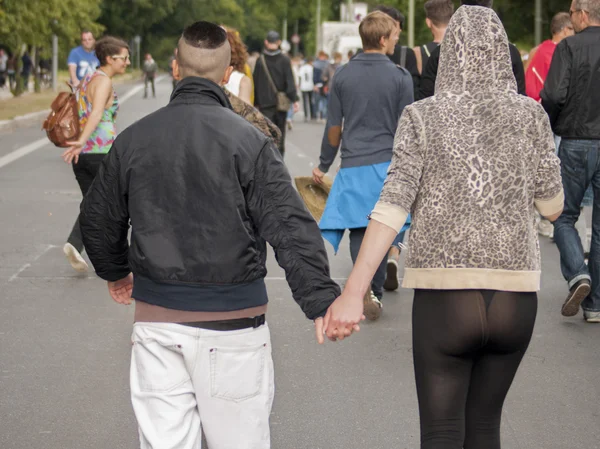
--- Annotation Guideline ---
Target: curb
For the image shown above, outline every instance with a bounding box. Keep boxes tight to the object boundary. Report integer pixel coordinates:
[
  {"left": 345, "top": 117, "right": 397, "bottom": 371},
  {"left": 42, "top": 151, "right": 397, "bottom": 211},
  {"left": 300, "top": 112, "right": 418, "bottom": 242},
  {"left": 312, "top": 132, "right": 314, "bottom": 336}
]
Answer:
[{"left": 0, "top": 109, "right": 50, "bottom": 130}]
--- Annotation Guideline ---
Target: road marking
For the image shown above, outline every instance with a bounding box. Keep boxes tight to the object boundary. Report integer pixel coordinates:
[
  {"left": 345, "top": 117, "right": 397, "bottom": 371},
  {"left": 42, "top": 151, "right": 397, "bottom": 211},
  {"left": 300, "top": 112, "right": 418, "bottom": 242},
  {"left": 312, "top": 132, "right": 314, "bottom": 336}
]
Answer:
[
  {"left": 0, "top": 139, "right": 50, "bottom": 170},
  {"left": 8, "top": 244, "right": 56, "bottom": 282},
  {"left": 0, "top": 76, "right": 166, "bottom": 171}
]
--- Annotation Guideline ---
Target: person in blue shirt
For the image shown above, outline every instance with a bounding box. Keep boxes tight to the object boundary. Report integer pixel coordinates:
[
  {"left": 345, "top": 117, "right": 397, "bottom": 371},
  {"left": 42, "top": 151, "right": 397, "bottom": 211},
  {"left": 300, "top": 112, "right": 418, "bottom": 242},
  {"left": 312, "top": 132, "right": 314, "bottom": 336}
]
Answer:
[
  {"left": 313, "top": 11, "right": 413, "bottom": 321},
  {"left": 68, "top": 30, "right": 100, "bottom": 87}
]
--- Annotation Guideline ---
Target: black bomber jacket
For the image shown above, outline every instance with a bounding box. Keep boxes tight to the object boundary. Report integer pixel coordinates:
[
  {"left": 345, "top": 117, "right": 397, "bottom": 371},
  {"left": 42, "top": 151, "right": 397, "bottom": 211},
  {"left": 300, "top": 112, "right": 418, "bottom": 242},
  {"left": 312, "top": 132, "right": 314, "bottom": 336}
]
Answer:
[{"left": 80, "top": 77, "right": 340, "bottom": 319}]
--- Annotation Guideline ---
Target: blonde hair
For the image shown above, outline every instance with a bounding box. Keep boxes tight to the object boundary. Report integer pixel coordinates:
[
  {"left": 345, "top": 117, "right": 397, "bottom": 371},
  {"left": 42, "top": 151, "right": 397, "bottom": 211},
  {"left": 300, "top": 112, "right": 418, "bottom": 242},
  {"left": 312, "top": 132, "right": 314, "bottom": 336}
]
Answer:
[{"left": 359, "top": 11, "right": 397, "bottom": 51}]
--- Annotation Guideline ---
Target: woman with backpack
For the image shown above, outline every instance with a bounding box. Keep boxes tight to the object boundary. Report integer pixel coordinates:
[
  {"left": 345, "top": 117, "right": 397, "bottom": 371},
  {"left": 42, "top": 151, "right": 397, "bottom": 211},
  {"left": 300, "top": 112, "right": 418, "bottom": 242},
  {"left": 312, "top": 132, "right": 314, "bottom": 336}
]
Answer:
[{"left": 61, "top": 36, "right": 130, "bottom": 272}]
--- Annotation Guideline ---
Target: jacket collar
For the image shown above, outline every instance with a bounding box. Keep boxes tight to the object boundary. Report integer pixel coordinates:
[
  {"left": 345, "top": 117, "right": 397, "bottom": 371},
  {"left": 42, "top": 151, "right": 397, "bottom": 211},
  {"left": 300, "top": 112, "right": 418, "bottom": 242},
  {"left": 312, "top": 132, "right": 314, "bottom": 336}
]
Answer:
[
  {"left": 353, "top": 52, "right": 390, "bottom": 62},
  {"left": 169, "top": 77, "right": 232, "bottom": 110}
]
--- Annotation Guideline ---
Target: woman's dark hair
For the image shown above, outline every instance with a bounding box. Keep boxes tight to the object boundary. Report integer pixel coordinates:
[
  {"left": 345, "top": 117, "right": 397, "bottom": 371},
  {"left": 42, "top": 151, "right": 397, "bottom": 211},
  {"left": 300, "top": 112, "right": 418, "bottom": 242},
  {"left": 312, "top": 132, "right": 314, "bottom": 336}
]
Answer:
[{"left": 95, "top": 36, "right": 130, "bottom": 66}]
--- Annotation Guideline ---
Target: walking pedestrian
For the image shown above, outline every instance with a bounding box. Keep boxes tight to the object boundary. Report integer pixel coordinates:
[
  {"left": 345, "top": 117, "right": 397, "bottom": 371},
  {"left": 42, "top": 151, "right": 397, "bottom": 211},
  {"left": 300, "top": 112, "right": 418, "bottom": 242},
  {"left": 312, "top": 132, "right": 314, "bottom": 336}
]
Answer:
[
  {"left": 6, "top": 54, "right": 16, "bottom": 90},
  {"left": 541, "top": 0, "right": 600, "bottom": 323},
  {"left": 67, "top": 30, "right": 100, "bottom": 87},
  {"left": 223, "top": 27, "right": 253, "bottom": 104},
  {"left": 21, "top": 51, "right": 32, "bottom": 91},
  {"left": 312, "top": 51, "right": 330, "bottom": 122},
  {"left": 525, "top": 12, "right": 574, "bottom": 240},
  {"left": 298, "top": 57, "right": 315, "bottom": 121},
  {"left": 326, "top": 7, "right": 563, "bottom": 447},
  {"left": 142, "top": 53, "right": 158, "bottom": 98},
  {"left": 413, "top": 0, "right": 454, "bottom": 74},
  {"left": 253, "top": 30, "right": 299, "bottom": 156},
  {"left": 78, "top": 21, "right": 346, "bottom": 449},
  {"left": 313, "top": 11, "right": 413, "bottom": 321},
  {"left": 287, "top": 55, "right": 302, "bottom": 130},
  {"left": 168, "top": 48, "right": 177, "bottom": 91},
  {"left": 526, "top": 12, "right": 573, "bottom": 102},
  {"left": 61, "top": 36, "right": 130, "bottom": 273},
  {"left": 418, "top": 0, "right": 526, "bottom": 100},
  {"left": 373, "top": 5, "right": 421, "bottom": 99},
  {"left": 0, "top": 48, "right": 7, "bottom": 88}
]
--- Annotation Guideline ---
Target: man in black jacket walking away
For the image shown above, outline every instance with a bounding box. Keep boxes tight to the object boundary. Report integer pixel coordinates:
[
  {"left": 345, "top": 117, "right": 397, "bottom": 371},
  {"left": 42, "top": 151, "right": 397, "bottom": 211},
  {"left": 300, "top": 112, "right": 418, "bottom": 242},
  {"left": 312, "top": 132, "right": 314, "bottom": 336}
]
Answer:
[
  {"left": 541, "top": 0, "right": 600, "bottom": 323},
  {"left": 253, "top": 31, "right": 299, "bottom": 157},
  {"left": 417, "top": 0, "right": 526, "bottom": 100},
  {"left": 79, "top": 21, "right": 346, "bottom": 449}
]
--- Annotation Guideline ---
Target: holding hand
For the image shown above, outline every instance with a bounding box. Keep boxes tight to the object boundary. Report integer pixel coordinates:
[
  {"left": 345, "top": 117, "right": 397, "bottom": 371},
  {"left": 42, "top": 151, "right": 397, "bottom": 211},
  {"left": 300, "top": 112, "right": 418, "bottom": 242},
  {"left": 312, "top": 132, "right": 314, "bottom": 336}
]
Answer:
[
  {"left": 323, "top": 292, "right": 365, "bottom": 342},
  {"left": 312, "top": 167, "right": 325, "bottom": 185}
]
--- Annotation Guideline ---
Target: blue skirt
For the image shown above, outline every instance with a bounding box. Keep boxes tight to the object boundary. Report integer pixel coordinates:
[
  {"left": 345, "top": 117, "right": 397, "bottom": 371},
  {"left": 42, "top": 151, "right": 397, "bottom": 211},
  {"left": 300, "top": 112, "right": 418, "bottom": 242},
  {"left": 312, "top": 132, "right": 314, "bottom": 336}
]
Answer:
[{"left": 319, "top": 162, "right": 410, "bottom": 253}]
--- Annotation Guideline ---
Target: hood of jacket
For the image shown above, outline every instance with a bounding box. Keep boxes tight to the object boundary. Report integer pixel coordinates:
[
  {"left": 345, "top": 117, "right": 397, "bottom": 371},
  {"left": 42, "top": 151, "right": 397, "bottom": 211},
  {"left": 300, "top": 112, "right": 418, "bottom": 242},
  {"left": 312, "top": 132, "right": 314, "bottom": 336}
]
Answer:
[{"left": 436, "top": 5, "right": 517, "bottom": 95}]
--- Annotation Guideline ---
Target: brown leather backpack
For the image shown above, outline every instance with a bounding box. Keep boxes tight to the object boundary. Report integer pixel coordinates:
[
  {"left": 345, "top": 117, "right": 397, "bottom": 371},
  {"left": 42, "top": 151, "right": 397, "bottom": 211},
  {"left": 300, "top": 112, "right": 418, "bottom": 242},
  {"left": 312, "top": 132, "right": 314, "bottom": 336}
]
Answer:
[{"left": 43, "top": 84, "right": 80, "bottom": 148}]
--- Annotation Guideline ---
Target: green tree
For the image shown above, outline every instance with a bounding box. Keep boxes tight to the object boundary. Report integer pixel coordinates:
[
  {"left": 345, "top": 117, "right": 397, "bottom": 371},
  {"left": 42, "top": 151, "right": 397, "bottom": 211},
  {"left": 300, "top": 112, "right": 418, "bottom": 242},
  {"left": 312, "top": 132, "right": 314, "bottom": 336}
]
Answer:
[{"left": 0, "top": 0, "right": 102, "bottom": 95}]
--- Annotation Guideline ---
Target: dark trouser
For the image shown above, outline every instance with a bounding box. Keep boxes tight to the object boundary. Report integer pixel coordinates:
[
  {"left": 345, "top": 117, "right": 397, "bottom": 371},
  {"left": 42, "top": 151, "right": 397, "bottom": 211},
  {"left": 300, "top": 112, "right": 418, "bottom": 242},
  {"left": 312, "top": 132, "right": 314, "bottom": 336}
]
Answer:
[
  {"left": 301, "top": 91, "right": 314, "bottom": 121},
  {"left": 553, "top": 139, "right": 600, "bottom": 312},
  {"left": 413, "top": 289, "right": 537, "bottom": 449},
  {"left": 349, "top": 227, "right": 387, "bottom": 299},
  {"left": 67, "top": 154, "right": 106, "bottom": 253},
  {"left": 144, "top": 75, "right": 155, "bottom": 97},
  {"left": 259, "top": 107, "right": 288, "bottom": 157}
]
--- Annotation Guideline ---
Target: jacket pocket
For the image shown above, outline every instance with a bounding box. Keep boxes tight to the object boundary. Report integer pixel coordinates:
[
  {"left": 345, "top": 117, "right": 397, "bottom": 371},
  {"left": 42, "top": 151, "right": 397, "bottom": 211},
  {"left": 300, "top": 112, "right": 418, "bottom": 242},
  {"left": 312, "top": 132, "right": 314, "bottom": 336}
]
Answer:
[{"left": 209, "top": 343, "right": 266, "bottom": 402}]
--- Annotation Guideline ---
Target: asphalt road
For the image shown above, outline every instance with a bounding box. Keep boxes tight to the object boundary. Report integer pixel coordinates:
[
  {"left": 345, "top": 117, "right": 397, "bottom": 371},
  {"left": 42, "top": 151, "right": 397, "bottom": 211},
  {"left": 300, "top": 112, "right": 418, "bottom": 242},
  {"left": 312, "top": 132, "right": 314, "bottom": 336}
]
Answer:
[{"left": 0, "top": 77, "right": 598, "bottom": 449}]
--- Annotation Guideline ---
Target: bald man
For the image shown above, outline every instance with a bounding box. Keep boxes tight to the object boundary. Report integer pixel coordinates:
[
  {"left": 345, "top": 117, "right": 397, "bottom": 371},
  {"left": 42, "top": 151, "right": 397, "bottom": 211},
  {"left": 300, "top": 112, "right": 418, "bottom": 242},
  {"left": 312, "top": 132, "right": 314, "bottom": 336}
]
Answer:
[{"left": 79, "top": 21, "right": 343, "bottom": 449}]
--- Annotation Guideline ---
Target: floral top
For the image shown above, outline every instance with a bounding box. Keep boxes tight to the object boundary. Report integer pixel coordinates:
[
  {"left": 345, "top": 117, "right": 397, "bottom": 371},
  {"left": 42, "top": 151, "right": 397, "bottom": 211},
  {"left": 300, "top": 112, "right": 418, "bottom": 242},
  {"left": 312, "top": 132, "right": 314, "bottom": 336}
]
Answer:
[{"left": 78, "top": 70, "right": 119, "bottom": 154}]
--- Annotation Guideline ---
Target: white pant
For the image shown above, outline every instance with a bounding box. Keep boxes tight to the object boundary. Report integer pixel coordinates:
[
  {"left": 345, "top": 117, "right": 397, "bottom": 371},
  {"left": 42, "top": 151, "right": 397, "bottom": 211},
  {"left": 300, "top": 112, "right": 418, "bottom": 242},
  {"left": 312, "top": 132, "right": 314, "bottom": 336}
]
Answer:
[{"left": 130, "top": 322, "right": 274, "bottom": 449}]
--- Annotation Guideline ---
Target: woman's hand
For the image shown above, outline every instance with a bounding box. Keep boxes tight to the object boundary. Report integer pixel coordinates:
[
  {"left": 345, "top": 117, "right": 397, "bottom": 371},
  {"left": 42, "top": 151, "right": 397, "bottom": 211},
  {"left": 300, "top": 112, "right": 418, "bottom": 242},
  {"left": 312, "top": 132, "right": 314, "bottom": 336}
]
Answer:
[
  {"left": 323, "top": 292, "right": 365, "bottom": 341},
  {"left": 62, "top": 140, "right": 84, "bottom": 164}
]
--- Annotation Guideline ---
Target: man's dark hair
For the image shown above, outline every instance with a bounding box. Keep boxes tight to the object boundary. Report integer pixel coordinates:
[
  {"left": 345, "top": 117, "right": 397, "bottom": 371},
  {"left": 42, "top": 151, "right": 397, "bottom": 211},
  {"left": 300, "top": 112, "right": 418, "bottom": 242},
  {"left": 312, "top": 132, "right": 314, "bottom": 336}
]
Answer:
[
  {"left": 81, "top": 29, "right": 93, "bottom": 37},
  {"left": 550, "top": 12, "right": 572, "bottom": 35},
  {"left": 373, "top": 5, "right": 406, "bottom": 29},
  {"left": 177, "top": 21, "right": 231, "bottom": 82},
  {"left": 181, "top": 21, "right": 227, "bottom": 49},
  {"left": 425, "top": 0, "right": 455, "bottom": 26},
  {"left": 461, "top": 0, "right": 493, "bottom": 7}
]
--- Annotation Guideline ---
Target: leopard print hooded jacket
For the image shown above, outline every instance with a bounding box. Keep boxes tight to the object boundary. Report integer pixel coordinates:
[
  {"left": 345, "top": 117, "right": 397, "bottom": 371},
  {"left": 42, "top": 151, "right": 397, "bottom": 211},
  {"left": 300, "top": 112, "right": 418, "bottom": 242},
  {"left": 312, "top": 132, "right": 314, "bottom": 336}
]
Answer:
[{"left": 371, "top": 6, "right": 564, "bottom": 291}]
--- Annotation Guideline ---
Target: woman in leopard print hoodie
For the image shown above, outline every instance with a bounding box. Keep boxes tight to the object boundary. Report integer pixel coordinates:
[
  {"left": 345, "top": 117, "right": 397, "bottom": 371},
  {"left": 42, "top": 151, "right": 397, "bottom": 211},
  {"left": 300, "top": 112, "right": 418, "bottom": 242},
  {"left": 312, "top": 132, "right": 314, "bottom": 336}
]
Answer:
[{"left": 325, "top": 6, "right": 564, "bottom": 448}]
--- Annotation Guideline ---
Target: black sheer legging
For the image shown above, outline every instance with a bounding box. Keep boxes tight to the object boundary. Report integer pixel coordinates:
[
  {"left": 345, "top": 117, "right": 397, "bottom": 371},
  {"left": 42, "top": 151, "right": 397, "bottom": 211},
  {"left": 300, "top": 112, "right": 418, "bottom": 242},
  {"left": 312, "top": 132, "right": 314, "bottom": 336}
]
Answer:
[{"left": 413, "top": 289, "right": 538, "bottom": 449}]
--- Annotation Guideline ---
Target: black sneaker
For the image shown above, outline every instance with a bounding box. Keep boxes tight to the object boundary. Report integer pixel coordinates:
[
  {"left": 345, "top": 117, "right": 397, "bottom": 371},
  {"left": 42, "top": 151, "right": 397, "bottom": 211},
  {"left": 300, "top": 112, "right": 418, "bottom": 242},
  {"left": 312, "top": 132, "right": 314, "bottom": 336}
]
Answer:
[{"left": 562, "top": 279, "right": 591, "bottom": 317}]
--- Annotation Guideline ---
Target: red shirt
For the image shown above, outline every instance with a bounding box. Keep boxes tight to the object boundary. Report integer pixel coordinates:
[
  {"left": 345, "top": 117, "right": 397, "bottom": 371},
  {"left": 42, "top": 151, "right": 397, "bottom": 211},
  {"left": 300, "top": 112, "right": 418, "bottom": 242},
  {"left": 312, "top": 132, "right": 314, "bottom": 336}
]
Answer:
[{"left": 525, "top": 40, "right": 557, "bottom": 102}]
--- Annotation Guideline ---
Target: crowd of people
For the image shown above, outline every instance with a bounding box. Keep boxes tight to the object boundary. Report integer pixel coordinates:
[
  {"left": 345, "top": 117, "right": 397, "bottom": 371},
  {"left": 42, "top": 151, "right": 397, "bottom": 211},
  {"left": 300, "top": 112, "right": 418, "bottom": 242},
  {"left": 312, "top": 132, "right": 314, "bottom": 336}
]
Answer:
[{"left": 49, "top": 0, "right": 600, "bottom": 448}]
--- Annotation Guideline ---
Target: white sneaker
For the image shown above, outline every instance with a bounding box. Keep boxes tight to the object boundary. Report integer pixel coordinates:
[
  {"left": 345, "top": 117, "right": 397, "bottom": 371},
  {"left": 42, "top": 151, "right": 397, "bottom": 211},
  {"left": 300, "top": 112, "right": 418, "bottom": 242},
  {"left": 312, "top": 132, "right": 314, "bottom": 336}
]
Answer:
[
  {"left": 584, "top": 311, "right": 600, "bottom": 323},
  {"left": 63, "top": 243, "right": 89, "bottom": 272},
  {"left": 363, "top": 290, "right": 382, "bottom": 321},
  {"left": 538, "top": 219, "right": 554, "bottom": 238}
]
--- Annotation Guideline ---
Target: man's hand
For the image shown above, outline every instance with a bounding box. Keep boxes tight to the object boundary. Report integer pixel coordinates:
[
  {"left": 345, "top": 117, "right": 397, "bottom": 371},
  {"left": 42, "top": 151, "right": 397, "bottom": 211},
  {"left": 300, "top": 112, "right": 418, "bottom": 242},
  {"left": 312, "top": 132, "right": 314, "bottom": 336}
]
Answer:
[
  {"left": 108, "top": 273, "right": 134, "bottom": 305},
  {"left": 312, "top": 167, "right": 325, "bottom": 185},
  {"left": 323, "top": 292, "right": 365, "bottom": 341},
  {"left": 315, "top": 316, "right": 359, "bottom": 344},
  {"left": 293, "top": 102, "right": 300, "bottom": 113}
]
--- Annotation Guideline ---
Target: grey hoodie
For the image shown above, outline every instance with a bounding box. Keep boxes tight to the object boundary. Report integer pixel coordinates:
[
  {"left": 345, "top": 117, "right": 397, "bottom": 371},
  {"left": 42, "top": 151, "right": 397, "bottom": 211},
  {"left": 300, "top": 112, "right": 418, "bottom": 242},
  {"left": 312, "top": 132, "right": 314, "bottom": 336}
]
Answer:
[{"left": 371, "top": 6, "right": 564, "bottom": 292}]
